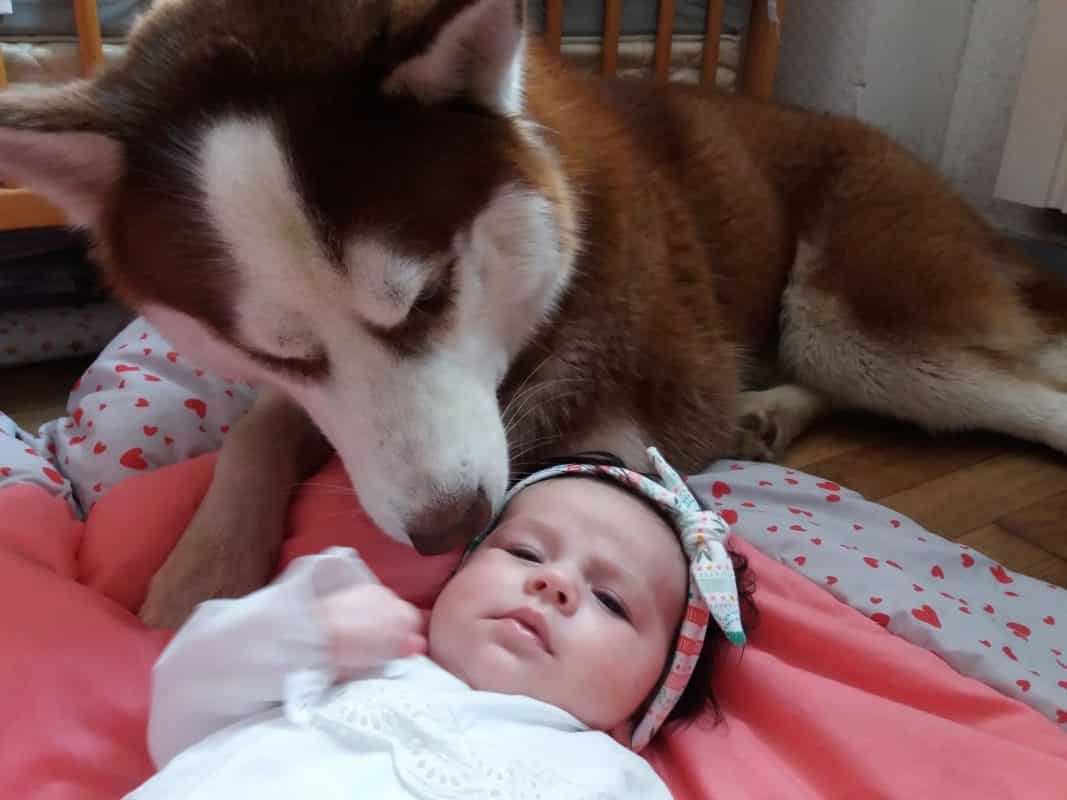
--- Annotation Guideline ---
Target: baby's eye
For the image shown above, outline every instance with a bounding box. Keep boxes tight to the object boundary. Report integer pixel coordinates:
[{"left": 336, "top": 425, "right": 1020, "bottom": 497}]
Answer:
[
  {"left": 507, "top": 545, "right": 542, "bottom": 563},
  {"left": 595, "top": 590, "right": 630, "bottom": 621}
]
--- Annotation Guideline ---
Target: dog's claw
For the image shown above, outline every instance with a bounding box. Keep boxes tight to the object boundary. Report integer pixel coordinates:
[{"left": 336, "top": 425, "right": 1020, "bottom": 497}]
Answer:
[{"left": 733, "top": 410, "right": 782, "bottom": 462}]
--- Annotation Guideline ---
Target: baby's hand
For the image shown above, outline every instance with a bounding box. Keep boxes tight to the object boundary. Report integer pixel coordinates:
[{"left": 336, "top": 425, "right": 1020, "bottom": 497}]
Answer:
[{"left": 316, "top": 584, "right": 427, "bottom": 678}]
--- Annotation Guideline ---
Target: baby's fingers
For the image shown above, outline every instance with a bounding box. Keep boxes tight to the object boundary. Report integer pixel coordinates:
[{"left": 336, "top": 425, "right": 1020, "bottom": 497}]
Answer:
[{"left": 402, "top": 632, "right": 428, "bottom": 657}]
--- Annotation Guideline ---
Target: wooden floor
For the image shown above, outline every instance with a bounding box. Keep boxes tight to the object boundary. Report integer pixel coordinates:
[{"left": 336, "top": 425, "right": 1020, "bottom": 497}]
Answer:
[{"left": 3, "top": 357, "right": 1067, "bottom": 587}]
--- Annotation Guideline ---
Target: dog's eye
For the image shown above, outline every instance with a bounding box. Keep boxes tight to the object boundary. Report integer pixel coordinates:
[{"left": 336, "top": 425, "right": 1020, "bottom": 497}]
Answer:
[
  {"left": 412, "top": 259, "right": 456, "bottom": 317},
  {"left": 368, "top": 259, "right": 458, "bottom": 356},
  {"left": 242, "top": 346, "right": 331, "bottom": 382}
]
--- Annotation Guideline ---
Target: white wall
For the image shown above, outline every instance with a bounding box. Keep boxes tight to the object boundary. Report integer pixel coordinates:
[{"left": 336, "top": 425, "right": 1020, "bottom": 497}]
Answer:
[
  {"left": 861, "top": 0, "right": 973, "bottom": 167},
  {"left": 994, "top": 0, "right": 1067, "bottom": 213},
  {"left": 774, "top": 0, "right": 1038, "bottom": 213},
  {"left": 942, "top": 0, "right": 1040, "bottom": 208},
  {"left": 775, "top": 0, "right": 876, "bottom": 119}
]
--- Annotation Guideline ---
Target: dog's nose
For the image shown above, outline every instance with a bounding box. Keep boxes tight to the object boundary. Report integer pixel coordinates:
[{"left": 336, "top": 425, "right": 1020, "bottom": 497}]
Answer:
[{"left": 407, "top": 487, "right": 492, "bottom": 555}]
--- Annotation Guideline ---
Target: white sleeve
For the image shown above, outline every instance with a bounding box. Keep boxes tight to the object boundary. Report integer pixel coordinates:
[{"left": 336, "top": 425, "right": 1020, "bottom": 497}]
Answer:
[{"left": 146, "top": 547, "right": 377, "bottom": 767}]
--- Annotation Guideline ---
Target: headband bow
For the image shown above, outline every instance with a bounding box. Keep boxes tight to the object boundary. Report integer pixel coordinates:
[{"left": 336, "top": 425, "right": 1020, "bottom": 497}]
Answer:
[{"left": 478, "top": 446, "right": 745, "bottom": 751}]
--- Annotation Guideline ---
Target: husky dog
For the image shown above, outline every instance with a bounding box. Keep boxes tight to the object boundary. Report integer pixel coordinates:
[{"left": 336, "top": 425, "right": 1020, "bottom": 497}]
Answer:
[{"left": 2, "top": 0, "right": 1065, "bottom": 626}]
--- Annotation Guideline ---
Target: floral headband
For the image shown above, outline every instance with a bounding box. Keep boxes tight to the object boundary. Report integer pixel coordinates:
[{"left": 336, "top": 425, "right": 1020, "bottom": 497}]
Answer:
[{"left": 469, "top": 446, "right": 745, "bottom": 751}]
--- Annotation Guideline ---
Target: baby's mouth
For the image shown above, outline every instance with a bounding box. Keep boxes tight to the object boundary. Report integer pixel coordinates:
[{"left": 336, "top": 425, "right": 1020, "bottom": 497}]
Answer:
[{"left": 493, "top": 607, "right": 553, "bottom": 654}]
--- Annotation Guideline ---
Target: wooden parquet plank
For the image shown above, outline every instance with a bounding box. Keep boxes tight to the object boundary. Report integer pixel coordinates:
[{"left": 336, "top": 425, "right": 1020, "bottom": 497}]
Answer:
[
  {"left": 876, "top": 451, "right": 1067, "bottom": 539},
  {"left": 1022, "top": 556, "right": 1067, "bottom": 588},
  {"left": 996, "top": 490, "right": 1067, "bottom": 562},
  {"left": 798, "top": 432, "right": 1007, "bottom": 501},
  {"left": 783, "top": 414, "right": 889, "bottom": 469}
]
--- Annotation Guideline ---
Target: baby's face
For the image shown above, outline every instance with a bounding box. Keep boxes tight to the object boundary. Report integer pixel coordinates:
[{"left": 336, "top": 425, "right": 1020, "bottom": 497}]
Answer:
[{"left": 429, "top": 477, "right": 687, "bottom": 738}]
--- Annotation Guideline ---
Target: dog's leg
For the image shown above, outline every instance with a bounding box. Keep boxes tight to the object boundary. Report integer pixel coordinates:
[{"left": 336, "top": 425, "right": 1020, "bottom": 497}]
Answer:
[
  {"left": 1034, "top": 337, "right": 1067, "bottom": 391},
  {"left": 789, "top": 350, "right": 1067, "bottom": 455},
  {"left": 733, "top": 384, "right": 834, "bottom": 461},
  {"left": 139, "top": 389, "right": 331, "bottom": 628},
  {"left": 779, "top": 237, "right": 1067, "bottom": 457},
  {"left": 942, "top": 373, "right": 1067, "bottom": 453}
]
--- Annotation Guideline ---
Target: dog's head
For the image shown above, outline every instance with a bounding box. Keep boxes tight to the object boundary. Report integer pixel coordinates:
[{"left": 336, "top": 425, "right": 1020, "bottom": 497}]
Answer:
[{"left": 0, "top": 0, "right": 579, "bottom": 553}]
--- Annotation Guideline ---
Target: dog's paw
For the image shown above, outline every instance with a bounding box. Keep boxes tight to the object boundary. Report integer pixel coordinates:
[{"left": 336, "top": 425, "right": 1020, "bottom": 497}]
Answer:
[
  {"left": 729, "top": 385, "right": 831, "bottom": 463},
  {"left": 732, "top": 409, "right": 783, "bottom": 462}
]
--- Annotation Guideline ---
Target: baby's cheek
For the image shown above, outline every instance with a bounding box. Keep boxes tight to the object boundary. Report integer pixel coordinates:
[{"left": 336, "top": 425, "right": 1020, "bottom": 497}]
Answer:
[{"left": 581, "top": 629, "right": 663, "bottom": 718}]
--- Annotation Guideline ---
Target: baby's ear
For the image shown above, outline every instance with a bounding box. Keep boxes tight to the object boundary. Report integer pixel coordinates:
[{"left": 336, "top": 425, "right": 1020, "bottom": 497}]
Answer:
[{"left": 608, "top": 719, "right": 634, "bottom": 749}]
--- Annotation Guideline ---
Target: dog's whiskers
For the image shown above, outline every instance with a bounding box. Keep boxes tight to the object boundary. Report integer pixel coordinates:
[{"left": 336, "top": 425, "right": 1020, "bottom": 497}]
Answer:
[
  {"left": 508, "top": 431, "right": 565, "bottom": 460},
  {"left": 501, "top": 348, "right": 563, "bottom": 420},
  {"left": 505, "top": 386, "right": 584, "bottom": 439},
  {"left": 503, "top": 379, "right": 585, "bottom": 436}
]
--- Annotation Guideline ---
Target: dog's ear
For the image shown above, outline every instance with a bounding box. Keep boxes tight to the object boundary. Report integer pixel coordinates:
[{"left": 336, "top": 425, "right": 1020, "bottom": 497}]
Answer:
[
  {"left": 384, "top": 0, "right": 525, "bottom": 115},
  {"left": 0, "top": 82, "right": 122, "bottom": 229}
]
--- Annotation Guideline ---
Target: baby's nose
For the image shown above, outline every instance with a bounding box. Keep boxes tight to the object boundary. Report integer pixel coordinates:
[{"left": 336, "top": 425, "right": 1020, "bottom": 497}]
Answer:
[{"left": 528, "top": 571, "right": 576, "bottom": 612}]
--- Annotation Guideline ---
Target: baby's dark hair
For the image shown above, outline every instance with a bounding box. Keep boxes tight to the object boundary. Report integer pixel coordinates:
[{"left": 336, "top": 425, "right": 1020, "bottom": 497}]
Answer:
[{"left": 509, "top": 452, "right": 759, "bottom": 733}]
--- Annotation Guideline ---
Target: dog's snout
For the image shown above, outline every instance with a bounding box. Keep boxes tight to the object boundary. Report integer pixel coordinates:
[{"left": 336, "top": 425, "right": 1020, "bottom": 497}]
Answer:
[{"left": 407, "top": 488, "right": 492, "bottom": 555}]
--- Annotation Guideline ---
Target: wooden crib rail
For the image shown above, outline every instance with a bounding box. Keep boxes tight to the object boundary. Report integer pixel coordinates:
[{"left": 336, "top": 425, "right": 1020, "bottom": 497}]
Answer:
[
  {"left": 1, "top": 0, "right": 786, "bottom": 233},
  {"left": 739, "top": 0, "right": 785, "bottom": 98},
  {"left": 73, "top": 0, "right": 107, "bottom": 77},
  {"left": 653, "top": 0, "right": 675, "bottom": 82},
  {"left": 702, "top": 0, "right": 726, "bottom": 86},
  {"left": 544, "top": 0, "right": 785, "bottom": 94}
]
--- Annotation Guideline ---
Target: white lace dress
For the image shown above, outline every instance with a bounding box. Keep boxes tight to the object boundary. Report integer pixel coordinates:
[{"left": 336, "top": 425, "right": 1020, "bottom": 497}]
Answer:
[{"left": 125, "top": 548, "right": 672, "bottom": 800}]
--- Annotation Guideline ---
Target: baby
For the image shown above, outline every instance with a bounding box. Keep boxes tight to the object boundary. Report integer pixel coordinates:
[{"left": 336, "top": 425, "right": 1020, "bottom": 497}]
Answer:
[{"left": 126, "top": 448, "right": 755, "bottom": 799}]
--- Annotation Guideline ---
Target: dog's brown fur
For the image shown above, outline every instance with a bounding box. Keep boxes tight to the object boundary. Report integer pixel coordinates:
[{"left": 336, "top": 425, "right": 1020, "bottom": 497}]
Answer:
[
  {"left": 503, "top": 42, "right": 1067, "bottom": 470},
  {"left": 2, "top": 0, "right": 1065, "bottom": 626}
]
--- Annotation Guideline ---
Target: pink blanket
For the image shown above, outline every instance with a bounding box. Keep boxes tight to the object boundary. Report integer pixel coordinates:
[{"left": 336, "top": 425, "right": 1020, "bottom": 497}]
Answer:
[{"left": 1, "top": 455, "right": 1065, "bottom": 799}]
